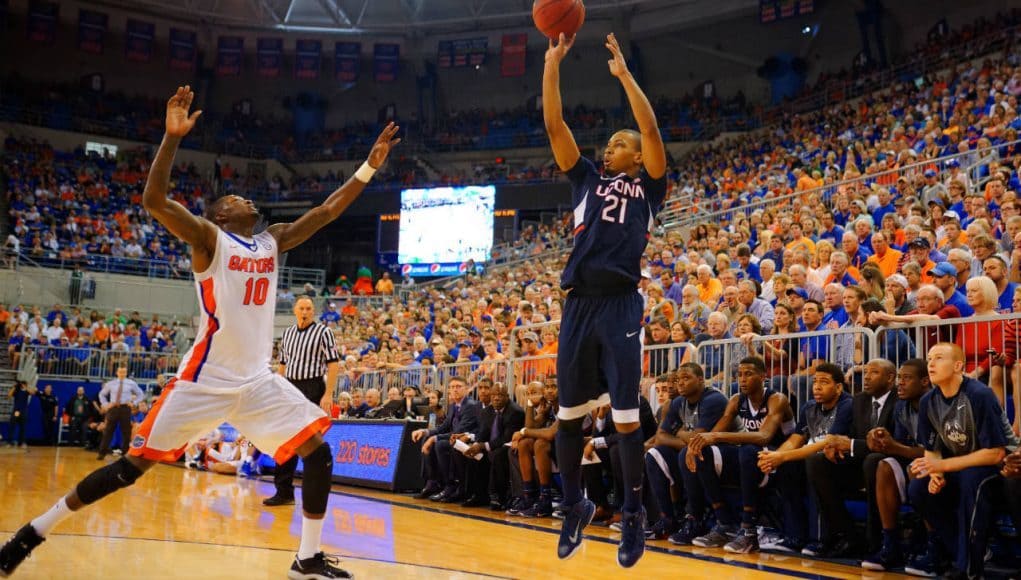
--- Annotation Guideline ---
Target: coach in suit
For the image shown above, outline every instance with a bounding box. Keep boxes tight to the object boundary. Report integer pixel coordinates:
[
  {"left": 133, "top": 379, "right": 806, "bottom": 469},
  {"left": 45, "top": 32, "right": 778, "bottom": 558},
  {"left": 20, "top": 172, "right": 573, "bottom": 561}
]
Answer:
[
  {"left": 464, "top": 384, "right": 525, "bottom": 509},
  {"left": 806, "top": 358, "right": 898, "bottom": 557},
  {"left": 411, "top": 376, "right": 480, "bottom": 502}
]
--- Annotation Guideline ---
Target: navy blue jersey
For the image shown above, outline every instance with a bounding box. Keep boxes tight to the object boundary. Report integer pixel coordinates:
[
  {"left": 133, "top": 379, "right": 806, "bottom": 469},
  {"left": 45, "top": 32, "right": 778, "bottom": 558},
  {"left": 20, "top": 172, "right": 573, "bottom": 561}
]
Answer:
[
  {"left": 561, "top": 157, "right": 667, "bottom": 293},
  {"left": 892, "top": 399, "right": 921, "bottom": 447},
  {"left": 660, "top": 387, "right": 728, "bottom": 434},
  {"left": 736, "top": 389, "right": 794, "bottom": 447},
  {"left": 917, "top": 377, "right": 1007, "bottom": 457},
  {"left": 795, "top": 392, "right": 853, "bottom": 444}
]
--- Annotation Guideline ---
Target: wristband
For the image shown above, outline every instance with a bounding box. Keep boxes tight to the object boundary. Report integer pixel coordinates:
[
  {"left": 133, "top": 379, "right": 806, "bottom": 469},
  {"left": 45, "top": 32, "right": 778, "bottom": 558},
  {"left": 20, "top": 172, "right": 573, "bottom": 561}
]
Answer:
[
  {"left": 520, "top": 427, "right": 527, "bottom": 436},
  {"left": 354, "top": 162, "right": 376, "bottom": 183}
]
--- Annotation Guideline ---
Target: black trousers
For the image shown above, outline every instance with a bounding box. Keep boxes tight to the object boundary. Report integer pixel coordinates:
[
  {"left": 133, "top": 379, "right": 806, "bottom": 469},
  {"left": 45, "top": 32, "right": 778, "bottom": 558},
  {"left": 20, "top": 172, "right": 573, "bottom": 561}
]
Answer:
[
  {"left": 8, "top": 411, "right": 27, "bottom": 445},
  {"left": 68, "top": 416, "right": 87, "bottom": 445},
  {"left": 99, "top": 405, "right": 132, "bottom": 454},
  {"left": 805, "top": 453, "right": 873, "bottom": 548},
  {"left": 273, "top": 378, "right": 325, "bottom": 498},
  {"left": 42, "top": 409, "right": 58, "bottom": 445}
]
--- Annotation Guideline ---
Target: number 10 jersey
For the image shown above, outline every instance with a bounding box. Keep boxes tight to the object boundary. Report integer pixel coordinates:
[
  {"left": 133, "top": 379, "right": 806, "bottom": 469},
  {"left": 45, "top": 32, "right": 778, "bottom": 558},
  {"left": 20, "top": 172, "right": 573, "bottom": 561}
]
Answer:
[{"left": 176, "top": 229, "right": 279, "bottom": 389}]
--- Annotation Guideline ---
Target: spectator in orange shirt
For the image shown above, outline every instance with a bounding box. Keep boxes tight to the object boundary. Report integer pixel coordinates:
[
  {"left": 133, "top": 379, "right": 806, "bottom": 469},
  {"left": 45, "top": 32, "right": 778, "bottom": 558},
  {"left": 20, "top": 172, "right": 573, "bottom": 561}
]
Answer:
[
  {"left": 866, "top": 231, "right": 902, "bottom": 278},
  {"left": 695, "top": 264, "right": 723, "bottom": 305},
  {"left": 907, "top": 238, "right": 937, "bottom": 283}
]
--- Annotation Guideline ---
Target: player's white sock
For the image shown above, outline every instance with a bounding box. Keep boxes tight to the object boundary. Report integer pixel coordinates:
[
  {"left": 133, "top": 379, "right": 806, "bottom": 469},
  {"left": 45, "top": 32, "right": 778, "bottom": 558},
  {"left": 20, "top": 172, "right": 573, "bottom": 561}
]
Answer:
[
  {"left": 30, "top": 497, "right": 73, "bottom": 536},
  {"left": 298, "top": 516, "right": 324, "bottom": 560}
]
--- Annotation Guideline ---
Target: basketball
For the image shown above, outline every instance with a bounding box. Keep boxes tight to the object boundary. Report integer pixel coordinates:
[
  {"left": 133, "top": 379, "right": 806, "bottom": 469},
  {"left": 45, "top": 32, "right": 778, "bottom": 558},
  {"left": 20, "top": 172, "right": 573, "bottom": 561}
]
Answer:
[{"left": 533, "top": 0, "right": 585, "bottom": 40}]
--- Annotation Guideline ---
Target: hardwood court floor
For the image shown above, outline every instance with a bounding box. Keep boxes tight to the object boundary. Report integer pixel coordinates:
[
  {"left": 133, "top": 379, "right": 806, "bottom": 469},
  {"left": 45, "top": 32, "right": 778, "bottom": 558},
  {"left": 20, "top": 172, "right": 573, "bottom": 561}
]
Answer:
[{"left": 0, "top": 447, "right": 907, "bottom": 579}]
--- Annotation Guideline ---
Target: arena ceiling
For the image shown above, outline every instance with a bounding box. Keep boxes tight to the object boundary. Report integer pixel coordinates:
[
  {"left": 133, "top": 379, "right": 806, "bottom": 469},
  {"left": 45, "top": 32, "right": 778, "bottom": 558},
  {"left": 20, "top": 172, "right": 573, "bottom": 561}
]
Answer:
[{"left": 96, "top": 0, "right": 758, "bottom": 36}]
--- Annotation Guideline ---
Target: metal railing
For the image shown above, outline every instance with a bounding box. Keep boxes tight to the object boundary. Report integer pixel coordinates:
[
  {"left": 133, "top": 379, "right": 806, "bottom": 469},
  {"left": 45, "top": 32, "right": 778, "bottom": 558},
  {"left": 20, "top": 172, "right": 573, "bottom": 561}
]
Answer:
[
  {"left": 19, "top": 313, "right": 1021, "bottom": 426},
  {"left": 7, "top": 249, "right": 325, "bottom": 289},
  {"left": 19, "top": 344, "right": 182, "bottom": 381}
]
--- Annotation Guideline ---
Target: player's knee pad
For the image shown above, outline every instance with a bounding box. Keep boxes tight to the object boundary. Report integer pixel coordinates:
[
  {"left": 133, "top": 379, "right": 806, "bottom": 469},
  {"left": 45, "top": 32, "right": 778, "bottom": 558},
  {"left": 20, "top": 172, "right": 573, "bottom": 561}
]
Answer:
[
  {"left": 76, "top": 457, "right": 144, "bottom": 505},
  {"left": 300, "top": 443, "right": 333, "bottom": 515}
]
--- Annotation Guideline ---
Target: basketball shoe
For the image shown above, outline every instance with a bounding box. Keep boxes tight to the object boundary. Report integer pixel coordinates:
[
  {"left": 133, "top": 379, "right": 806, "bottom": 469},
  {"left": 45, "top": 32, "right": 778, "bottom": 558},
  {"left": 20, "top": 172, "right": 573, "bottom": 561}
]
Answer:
[
  {"left": 288, "top": 552, "right": 354, "bottom": 579},
  {"left": 0, "top": 524, "right": 45, "bottom": 576}
]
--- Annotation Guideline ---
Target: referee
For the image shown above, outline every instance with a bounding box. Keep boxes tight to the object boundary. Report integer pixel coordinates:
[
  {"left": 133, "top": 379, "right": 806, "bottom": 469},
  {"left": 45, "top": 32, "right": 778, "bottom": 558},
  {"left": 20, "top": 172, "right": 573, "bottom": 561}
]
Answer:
[{"left": 263, "top": 296, "right": 340, "bottom": 507}]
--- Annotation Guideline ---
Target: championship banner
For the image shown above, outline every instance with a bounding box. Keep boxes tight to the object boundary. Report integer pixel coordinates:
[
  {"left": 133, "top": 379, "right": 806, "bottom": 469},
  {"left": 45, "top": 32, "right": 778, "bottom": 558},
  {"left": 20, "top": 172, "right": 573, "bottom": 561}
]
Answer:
[
  {"left": 334, "top": 41, "right": 360, "bottom": 82},
  {"left": 294, "top": 39, "right": 322, "bottom": 80},
  {"left": 125, "top": 19, "right": 155, "bottom": 63},
  {"left": 256, "top": 38, "right": 283, "bottom": 78},
  {"left": 27, "top": 0, "right": 58, "bottom": 43},
  {"left": 501, "top": 33, "right": 527, "bottom": 77},
  {"left": 373, "top": 43, "right": 399, "bottom": 82},
  {"left": 168, "top": 28, "right": 198, "bottom": 72},
  {"left": 467, "top": 37, "right": 487, "bottom": 67},
  {"left": 216, "top": 36, "right": 244, "bottom": 77},
  {"left": 438, "top": 38, "right": 487, "bottom": 69},
  {"left": 77, "top": 9, "right": 108, "bottom": 54}
]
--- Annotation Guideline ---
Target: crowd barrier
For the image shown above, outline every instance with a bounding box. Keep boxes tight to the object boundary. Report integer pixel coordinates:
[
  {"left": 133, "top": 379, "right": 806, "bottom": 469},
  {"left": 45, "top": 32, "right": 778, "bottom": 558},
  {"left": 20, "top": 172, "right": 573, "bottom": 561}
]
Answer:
[{"left": 20, "top": 312, "right": 1021, "bottom": 424}]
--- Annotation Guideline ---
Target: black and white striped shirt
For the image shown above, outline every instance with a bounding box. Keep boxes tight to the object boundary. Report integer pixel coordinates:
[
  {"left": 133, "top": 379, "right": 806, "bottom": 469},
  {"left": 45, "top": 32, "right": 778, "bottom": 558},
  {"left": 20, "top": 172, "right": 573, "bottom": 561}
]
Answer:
[{"left": 279, "top": 322, "right": 339, "bottom": 381}]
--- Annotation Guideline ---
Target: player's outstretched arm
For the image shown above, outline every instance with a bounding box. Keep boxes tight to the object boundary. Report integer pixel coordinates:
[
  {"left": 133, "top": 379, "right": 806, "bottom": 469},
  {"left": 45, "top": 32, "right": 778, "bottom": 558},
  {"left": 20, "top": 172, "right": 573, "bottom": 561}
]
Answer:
[
  {"left": 143, "top": 86, "right": 217, "bottom": 258},
  {"left": 542, "top": 33, "right": 580, "bottom": 172},
  {"left": 605, "top": 33, "right": 666, "bottom": 179},
  {"left": 268, "top": 123, "right": 400, "bottom": 253}
]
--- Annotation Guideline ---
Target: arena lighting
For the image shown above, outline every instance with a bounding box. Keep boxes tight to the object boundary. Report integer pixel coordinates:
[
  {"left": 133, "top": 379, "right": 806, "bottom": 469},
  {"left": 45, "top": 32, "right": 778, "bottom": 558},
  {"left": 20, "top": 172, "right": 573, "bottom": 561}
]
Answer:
[{"left": 802, "top": 25, "right": 811, "bottom": 34}]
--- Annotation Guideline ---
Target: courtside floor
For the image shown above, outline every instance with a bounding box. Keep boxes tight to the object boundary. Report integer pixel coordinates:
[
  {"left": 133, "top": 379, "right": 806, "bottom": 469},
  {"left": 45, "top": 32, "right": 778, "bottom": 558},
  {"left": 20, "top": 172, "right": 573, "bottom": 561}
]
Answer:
[{"left": 0, "top": 447, "right": 906, "bottom": 579}]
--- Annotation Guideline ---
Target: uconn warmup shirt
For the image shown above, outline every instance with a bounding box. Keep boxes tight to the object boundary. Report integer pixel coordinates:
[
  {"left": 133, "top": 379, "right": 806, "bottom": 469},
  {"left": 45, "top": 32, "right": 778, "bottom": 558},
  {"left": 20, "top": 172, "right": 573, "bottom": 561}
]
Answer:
[
  {"left": 917, "top": 377, "right": 1007, "bottom": 457},
  {"left": 892, "top": 399, "right": 921, "bottom": 446},
  {"left": 561, "top": 157, "right": 667, "bottom": 293},
  {"left": 795, "top": 392, "right": 853, "bottom": 444},
  {"left": 659, "top": 387, "right": 728, "bottom": 434}
]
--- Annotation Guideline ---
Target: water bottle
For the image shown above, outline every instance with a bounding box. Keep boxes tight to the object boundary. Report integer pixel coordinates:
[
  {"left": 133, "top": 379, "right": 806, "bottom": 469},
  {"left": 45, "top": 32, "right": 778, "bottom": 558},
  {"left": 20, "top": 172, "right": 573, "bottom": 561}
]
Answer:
[{"left": 428, "top": 413, "right": 436, "bottom": 430}]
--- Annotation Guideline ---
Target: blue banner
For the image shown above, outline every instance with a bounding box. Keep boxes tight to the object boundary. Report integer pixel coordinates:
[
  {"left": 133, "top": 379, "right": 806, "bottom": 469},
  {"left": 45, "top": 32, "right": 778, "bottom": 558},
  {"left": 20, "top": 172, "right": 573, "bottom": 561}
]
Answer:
[
  {"left": 168, "top": 28, "right": 197, "bottom": 72},
  {"left": 439, "top": 38, "right": 487, "bottom": 68},
  {"left": 27, "top": 0, "right": 58, "bottom": 43},
  {"left": 257, "top": 37, "right": 283, "bottom": 78},
  {"left": 374, "top": 43, "right": 399, "bottom": 82},
  {"left": 334, "top": 41, "right": 360, "bottom": 82},
  {"left": 77, "top": 9, "right": 107, "bottom": 54},
  {"left": 216, "top": 36, "right": 244, "bottom": 77},
  {"left": 294, "top": 39, "right": 322, "bottom": 80},
  {"left": 125, "top": 19, "right": 155, "bottom": 63}
]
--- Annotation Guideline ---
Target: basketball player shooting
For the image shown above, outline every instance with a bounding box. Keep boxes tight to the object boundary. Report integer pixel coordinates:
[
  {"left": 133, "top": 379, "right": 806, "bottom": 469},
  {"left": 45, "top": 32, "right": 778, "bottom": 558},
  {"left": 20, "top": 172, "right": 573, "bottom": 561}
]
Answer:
[
  {"left": 0, "top": 86, "right": 400, "bottom": 580},
  {"left": 544, "top": 33, "right": 667, "bottom": 568}
]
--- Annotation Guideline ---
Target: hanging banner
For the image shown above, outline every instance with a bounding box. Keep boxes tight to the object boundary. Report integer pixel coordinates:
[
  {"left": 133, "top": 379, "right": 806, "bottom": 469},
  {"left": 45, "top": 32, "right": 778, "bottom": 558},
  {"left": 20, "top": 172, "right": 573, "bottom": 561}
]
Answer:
[
  {"left": 501, "top": 33, "right": 527, "bottom": 77},
  {"left": 216, "top": 36, "right": 244, "bottom": 77},
  {"left": 27, "top": 0, "right": 58, "bottom": 43},
  {"left": 125, "top": 19, "right": 155, "bottom": 63},
  {"left": 78, "top": 9, "right": 108, "bottom": 54},
  {"left": 335, "top": 41, "right": 360, "bottom": 82},
  {"left": 257, "top": 38, "right": 283, "bottom": 78},
  {"left": 294, "top": 39, "right": 322, "bottom": 80},
  {"left": 168, "top": 28, "right": 197, "bottom": 72},
  {"left": 438, "top": 38, "right": 487, "bottom": 69},
  {"left": 374, "top": 43, "right": 399, "bottom": 82}
]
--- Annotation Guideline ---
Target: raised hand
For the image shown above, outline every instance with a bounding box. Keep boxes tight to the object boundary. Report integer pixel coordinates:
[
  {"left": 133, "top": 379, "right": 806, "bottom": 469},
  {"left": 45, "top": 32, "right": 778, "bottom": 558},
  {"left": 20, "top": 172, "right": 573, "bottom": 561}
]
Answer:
[
  {"left": 367, "top": 122, "right": 401, "bottom": 169},
  {"left": 165, "top": 86, "right": 202, "bottom": 138},
  {"left": 605, "top": 33, "right": 628, "bottom": 78},
  {"left": 545, "top": 33, "right": 575, "bottom": 65}
]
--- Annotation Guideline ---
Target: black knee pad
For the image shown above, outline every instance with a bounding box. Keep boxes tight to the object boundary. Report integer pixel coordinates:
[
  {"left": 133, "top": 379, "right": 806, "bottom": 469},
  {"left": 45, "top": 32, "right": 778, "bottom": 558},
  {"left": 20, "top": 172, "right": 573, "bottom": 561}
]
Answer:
[
  {"left": 76, "top": 457, "right": 144, "bottom": 505},
  {"left": 300, "top": 443, "right": 333, "bottom": 515}
]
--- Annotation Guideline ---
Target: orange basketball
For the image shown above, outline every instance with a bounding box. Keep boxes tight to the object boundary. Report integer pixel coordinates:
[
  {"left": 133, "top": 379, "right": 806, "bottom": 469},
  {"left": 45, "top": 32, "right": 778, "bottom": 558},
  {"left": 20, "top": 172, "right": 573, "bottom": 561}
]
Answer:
[{"left": 533, "top": 0, "right": 585, "bottom": 40}]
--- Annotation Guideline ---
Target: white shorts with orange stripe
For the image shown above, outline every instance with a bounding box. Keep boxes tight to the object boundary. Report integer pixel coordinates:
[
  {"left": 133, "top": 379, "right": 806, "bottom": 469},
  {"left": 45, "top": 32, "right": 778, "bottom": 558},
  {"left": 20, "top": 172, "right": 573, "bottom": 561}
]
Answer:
[{"left": 128, "top": 373, "right": 330, "bottom": 465}]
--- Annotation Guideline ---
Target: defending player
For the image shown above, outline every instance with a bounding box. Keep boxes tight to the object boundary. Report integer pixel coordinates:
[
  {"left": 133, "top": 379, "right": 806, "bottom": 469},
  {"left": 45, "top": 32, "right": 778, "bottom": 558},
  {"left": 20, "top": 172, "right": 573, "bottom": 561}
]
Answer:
[
  {"left": 543, "top": 32, "right": 668, "bottom": 567},
  {"left": 0, "top": 86, "right": 400, "bottom": 579}
]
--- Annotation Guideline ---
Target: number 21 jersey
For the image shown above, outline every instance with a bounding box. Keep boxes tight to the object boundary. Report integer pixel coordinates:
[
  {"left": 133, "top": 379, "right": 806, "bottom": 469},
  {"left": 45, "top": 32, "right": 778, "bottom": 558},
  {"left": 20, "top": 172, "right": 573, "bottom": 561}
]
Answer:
[
  {"left": 560, "top": 157, "right": 667, "bottom": 294},
  {"left": 177, "top": 229, "right": 278, "bottom": 388}
]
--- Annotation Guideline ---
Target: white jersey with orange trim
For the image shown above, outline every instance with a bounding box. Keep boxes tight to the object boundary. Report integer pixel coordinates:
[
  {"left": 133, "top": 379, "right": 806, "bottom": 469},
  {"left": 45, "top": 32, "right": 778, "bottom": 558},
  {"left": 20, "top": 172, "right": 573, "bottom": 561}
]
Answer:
[{"left": 176, "top": 229, "right": 278, "bottom": 389}]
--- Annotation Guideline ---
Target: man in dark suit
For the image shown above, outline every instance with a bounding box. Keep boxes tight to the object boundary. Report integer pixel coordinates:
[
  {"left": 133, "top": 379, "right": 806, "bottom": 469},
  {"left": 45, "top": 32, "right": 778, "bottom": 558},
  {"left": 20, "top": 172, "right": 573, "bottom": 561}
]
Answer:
[
  {"left": 465, "top": 384, "right": 525, "bottom": 509},
  {"left": 410, "top": 376, "right": 480, "bottom": 502},
  {"left": 805, "top": 358, "right": 897, "bottom": 557}
]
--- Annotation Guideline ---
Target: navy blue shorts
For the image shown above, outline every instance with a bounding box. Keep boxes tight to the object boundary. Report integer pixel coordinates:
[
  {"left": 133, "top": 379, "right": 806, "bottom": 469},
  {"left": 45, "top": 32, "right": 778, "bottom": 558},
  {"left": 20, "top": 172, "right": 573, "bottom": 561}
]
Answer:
[{"left": 555, "top": 291, "right": 643, "bottom": 424}]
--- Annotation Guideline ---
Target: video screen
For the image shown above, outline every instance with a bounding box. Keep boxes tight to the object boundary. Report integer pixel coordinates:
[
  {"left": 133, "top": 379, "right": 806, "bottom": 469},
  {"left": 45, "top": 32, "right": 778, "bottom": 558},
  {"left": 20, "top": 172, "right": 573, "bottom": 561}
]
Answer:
[{"left": 398, "top": 186, "right": 495, "bottom": 275}]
